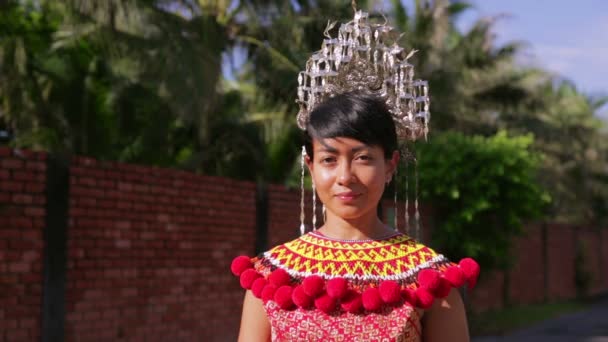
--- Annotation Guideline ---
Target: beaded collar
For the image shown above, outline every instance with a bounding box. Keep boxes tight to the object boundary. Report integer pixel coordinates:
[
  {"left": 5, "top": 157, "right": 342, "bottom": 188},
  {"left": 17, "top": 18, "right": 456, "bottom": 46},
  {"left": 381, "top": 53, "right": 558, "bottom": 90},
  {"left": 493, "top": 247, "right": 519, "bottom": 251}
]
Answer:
[{"left": 231, "top": 231, "right": 479, "bottom": 314}]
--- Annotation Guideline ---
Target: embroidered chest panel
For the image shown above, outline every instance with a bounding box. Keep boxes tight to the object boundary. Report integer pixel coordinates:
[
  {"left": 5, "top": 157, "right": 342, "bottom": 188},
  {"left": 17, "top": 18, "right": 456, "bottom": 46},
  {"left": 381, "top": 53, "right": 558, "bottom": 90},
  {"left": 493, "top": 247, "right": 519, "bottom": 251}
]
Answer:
[{"left": 265, "top": 300, "right": 421, "bottom": 342}]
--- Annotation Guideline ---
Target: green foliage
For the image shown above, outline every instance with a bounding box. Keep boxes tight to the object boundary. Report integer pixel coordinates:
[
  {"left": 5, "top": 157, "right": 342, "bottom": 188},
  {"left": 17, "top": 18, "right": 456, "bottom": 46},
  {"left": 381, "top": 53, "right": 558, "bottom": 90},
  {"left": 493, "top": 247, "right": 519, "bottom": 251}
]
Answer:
[
  {"left": 1, "top": 0, "right": 607, "bottom": 224},
  {"left": 414, "top": 131, "right": 550, "bottom": 270},
  {"left": 501, "top": 79, "right": 608, "bottom": 223}
]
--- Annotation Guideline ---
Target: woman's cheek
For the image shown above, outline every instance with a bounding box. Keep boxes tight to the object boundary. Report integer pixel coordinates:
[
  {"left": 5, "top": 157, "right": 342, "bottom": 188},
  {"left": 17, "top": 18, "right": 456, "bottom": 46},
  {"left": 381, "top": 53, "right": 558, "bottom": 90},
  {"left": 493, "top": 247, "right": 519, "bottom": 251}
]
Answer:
[{"left": 313, "top": 168, "right": 337, "bottom": 203}]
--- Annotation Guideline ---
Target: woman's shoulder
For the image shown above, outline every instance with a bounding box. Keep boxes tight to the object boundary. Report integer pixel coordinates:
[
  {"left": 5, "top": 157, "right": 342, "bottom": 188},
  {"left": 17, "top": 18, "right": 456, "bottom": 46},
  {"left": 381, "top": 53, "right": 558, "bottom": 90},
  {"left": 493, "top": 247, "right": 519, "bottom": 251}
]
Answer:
[{"left": 230, "top": 230, "right": 480, "bottom": 313}]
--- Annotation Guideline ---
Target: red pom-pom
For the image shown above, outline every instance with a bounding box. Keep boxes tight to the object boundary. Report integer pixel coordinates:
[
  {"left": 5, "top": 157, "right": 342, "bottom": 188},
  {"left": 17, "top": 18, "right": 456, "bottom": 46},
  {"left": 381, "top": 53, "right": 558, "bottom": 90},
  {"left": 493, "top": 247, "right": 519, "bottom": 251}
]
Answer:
[
  {"left": 268, "top": 268, "right": 291, "bottom": 287},
  {"left": 302, "top": 275, "right": 325, "bottom": 298},
  {"left": 340, "top": 290, "right": 362, "bottom": 313},
  {"left": 314, "top": 293, "right": 337, "bottom": 313},
  {"left": 231, "top": 256, "right": 252, "bottom": 276},
  {"left": 415, "top": 287, "right": 435, "bottom": 309},
  {"left": 326, "top": 278, "right": 348, "bottom": 299},
  {"left": 261, "top": 284, "right": 278, "bottom": 302},
  {"left": 239, "top": 269, "right": 260, "bottom": 289},
  {"left": 292, "top": 285, "right": 313, "bottom": 309},
  {"left": 379, "top": 280, "right": 402, "bottom": 304},
  {"left": 274, "top": 286, "right": 294, "bottom": 310},
  {"left": 251, "top": 278, "right": 267, "bottom": 298},
  {"left": 417, "top": 268, "right": 441, "bottom": 292},
  {"left": 444, "top": 266, "right": 465, "bottom": 287},
  {"left": 459, "top": 258, "right": 480, "bottom": 289},
  {"left": 402, "top": 288, "right": 417, "bottom": 306},
  {"left": 435, "top": 277, "right": 452, "bottom": 298},
  {"left": 362, "top": 287, "right": 382, "bottom": 311}
]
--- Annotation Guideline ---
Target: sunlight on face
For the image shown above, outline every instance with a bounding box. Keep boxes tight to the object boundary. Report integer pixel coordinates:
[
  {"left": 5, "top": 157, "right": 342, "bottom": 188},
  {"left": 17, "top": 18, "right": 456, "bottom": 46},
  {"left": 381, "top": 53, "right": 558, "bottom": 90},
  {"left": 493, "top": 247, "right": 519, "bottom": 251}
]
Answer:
[{"left": 306, "top": 137, "right": 396, "bottom": 221}]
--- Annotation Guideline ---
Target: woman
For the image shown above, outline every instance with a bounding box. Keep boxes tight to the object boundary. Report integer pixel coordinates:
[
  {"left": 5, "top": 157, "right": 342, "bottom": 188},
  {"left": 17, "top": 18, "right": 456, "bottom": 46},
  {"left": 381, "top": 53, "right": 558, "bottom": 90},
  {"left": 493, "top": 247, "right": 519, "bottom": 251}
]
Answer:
[
  {"left": 231, "top": 8, "right": 479, "bottom": 341},
  {"left": 231, "top": 92, "right": 479, "bottom": 341}
]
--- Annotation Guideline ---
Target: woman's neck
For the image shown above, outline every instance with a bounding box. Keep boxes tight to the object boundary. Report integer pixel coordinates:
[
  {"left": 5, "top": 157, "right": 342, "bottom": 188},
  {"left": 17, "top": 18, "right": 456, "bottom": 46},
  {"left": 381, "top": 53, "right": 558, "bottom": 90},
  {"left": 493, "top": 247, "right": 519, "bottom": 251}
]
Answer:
[{"left": 316, "top": 209, "right": 394, "bottom": 241}]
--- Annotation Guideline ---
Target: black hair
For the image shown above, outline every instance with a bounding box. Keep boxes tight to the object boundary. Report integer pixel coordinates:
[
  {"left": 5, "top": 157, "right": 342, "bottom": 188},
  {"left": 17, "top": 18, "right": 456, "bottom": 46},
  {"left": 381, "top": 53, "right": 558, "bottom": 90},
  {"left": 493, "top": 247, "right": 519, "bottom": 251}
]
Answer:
[{"left": 304, "top": 91, "right": 398, "bottom": 159}]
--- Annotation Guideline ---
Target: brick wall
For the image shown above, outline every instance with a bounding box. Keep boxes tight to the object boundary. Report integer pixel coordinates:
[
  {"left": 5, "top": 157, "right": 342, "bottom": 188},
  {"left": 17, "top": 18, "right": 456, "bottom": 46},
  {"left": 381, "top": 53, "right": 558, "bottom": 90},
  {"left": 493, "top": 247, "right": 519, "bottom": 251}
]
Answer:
[
  {"left": 65, "top": 156, "right": 256, "bottom": 341},
  {"left": 0, "top": 149, "right": 46, "bottom": 341},
  {"left": 469, "top": 271, "right": 505, "bottom": 312},
  {"left": 508, "top": 224, "right": 545, "bottom": 305},
  {"left": 578, "top": 228, "right": 605, "bottom": 296},
  {"left": 1, "top": 146, "right": 608, "bottom": 341},
  {"left": 267, "top": 184, "right": 305, "bottom": 249},
  {"left": 546, "top": 224, "right": 577, "bottom": 300}
]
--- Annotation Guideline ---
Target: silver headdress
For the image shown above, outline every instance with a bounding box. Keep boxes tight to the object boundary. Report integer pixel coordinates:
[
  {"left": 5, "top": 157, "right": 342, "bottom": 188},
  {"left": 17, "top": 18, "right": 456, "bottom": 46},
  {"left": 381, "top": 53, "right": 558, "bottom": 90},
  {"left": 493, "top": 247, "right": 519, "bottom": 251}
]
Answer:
[{"left": 295, "top": 9, "right": 430, "bottom": 141}]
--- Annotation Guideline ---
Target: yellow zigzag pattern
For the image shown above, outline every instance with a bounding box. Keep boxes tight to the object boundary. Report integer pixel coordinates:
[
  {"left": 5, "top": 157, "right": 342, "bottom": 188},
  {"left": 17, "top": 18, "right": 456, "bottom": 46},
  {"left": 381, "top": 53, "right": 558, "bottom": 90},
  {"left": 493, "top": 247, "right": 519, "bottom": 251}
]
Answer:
[{"left": 266, "top": 233, "right": 439, "bottom": 277}]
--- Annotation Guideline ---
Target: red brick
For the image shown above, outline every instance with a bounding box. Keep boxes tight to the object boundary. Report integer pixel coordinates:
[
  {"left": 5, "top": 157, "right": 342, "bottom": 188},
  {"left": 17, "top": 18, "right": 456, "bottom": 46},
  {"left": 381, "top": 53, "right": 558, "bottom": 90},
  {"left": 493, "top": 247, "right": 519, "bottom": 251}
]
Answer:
[
  {"left": 1, "top": 158, "right": 23, "bottom": 169},
  {"left": 25, "top": 182, "right": 46, "bottom": 193},
  {"left": 78, "top": 177, "right": 97, "bottom": 187},
  {"left": 22, "top": 251, "right": 39, "bottom": 262},
  {"left": 0, "top": 180, "right": 23, "bottom": 192},
  {"left": 21, "top": 229, "right": 41, "bottom": 240},
  {"left": 0, "top": 317, "right": 18, "bottom": 329},
  {"left": 0, "top": 228, "right": 21, "bottom": 239},
  {"left": 18, "top": 318, "right": 36, "bottom": 329},
  {"left": 0, "top": 146, "right": 11, "bottom": 156},
  {"left": 8, "top": 262, "right": 31, "bottom": 273},
  {"left": 26, "top": 160, "right": 46, "bottom": 171},
  {"left": 6, "top": 330, "right": 29, "bottom": 340},
  {"left": 12, "top": 171, "right": 37, "bottom": 182},
  {"left": 24, "top": 207, "right": 45, "bottom": 217},
  {"left": 30, "top": 195, "right": 45, "bottom": 206},
  {"left": 9, "top": 239, "right": 38, "bottom": 249},
  {"left": 12, "top": 193, "right": 33, "bottom": 204}
]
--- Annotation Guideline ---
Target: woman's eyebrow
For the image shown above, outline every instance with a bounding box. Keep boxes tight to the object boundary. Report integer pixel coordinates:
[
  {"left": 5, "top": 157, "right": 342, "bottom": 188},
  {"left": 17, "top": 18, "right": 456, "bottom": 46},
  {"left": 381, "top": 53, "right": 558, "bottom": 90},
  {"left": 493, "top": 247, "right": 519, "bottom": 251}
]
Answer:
[
  {"left": 351, "top": 146, "right": 368, "bottom": 152},
  {"left": 315, "top": 145, "right": 369, "bottom": 153},
  {"left": 316, "top": 146, "right": 338, "bottom": 153}
]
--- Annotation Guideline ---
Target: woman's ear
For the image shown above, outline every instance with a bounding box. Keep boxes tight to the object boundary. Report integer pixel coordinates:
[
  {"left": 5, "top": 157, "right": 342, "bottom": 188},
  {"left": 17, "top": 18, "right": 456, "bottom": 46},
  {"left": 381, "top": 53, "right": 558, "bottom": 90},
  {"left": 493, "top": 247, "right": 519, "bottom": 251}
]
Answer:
[
  {"left": 305, "top": 153, "right": 313, "bottom": 173},
  {"left": 387, "top": 150, "right": 400, "bottom": 177}
]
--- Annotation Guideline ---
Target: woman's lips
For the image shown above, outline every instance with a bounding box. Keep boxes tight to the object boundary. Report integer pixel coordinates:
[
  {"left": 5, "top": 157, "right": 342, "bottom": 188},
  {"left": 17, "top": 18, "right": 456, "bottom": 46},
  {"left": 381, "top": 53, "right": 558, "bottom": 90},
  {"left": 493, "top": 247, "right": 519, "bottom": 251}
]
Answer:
[{"left": 335, "top": 192, "right": 361, "bottom": 201}]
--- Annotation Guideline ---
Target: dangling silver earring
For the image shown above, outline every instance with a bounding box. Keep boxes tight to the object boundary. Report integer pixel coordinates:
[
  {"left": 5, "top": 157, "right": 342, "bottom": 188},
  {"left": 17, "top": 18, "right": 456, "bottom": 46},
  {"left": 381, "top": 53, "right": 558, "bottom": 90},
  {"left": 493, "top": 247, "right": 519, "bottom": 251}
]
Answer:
[
  {"left": 312, "top": 181, "right": 317, "bottom": 229},
  {"left": 414, "top": 153, "right": 422, "bottom": 242},
  {"left": 404, "top": 157, "right": 410, "bottom": 238},
  {"left": 300, "top": 146, "right": 306, "bottom": 236},
  {"left": 392, "top": 169, "right": 398, "bottom": 231}
]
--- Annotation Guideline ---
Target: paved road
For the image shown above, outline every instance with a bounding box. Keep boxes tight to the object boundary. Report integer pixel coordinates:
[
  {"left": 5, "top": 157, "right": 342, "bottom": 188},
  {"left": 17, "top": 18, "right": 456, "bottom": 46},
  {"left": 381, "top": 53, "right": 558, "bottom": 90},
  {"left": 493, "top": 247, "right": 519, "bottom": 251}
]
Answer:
[{"left": 473, "top": 298, "right": 608, "bottom": 342}]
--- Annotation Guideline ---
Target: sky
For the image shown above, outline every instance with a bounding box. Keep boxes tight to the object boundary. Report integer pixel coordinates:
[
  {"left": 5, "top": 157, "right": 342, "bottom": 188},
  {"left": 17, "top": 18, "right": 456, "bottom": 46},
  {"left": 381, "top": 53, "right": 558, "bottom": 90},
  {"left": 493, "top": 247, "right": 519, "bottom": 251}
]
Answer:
[
  {"left": 224, "top": 1, "right": 608, "bottom": 117},
  {"left": 454, "top": 0, "right": 608, "bottom": 118}
]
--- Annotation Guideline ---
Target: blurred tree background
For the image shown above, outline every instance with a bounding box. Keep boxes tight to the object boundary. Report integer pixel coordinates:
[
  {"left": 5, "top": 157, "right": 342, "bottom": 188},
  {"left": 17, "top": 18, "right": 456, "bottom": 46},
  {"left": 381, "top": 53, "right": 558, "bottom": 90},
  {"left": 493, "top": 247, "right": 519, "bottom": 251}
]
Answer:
[{"left": 1, "top": 0, "right": 607, "bottom": 268}]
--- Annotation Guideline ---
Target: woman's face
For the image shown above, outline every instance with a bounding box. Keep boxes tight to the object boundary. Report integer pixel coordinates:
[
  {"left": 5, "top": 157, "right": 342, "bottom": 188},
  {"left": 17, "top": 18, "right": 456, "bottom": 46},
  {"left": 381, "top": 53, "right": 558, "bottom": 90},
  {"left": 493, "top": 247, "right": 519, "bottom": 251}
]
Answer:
[{"left": 306, "top": 137, "right": 399, "bottom": 221}]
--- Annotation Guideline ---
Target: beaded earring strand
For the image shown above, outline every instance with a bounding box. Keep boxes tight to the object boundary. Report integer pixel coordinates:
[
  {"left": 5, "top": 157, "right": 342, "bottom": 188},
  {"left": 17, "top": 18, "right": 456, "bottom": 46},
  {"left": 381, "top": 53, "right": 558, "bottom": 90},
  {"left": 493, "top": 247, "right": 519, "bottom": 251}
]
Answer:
[
  {"left": 300, "top": 146, "right": 306, "bottom": 236},
  {"left": 404, "top": 156, "right": 411, "bottom": 238},
  {"left": 414, "top": 153, "right": 421, "bottom": 242},
  {"left": 312, "top": 181, "right": 317, "bottom": 229},
  {"left": 393, "top": 168, "right": 398, "bottom": 231}
]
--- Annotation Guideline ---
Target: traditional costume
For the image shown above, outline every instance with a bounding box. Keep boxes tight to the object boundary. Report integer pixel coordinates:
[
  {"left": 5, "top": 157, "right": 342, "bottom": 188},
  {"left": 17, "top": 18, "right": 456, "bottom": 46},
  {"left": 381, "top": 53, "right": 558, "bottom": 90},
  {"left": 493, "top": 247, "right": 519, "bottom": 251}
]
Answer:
[{"left": 231, "top": 6, "right": 480, "bottom": 341}]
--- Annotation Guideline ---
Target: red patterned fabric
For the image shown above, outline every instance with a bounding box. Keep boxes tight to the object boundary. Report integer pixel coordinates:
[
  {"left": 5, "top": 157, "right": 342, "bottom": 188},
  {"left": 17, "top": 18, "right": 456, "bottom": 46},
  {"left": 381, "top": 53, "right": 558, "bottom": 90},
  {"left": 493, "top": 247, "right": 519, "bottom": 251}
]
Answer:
[
  {"left": 266, "top": 301, "right": 421, "bottom": 341},
  {"left": 231, "top": 231, "right": 480, "bottom": 341}
]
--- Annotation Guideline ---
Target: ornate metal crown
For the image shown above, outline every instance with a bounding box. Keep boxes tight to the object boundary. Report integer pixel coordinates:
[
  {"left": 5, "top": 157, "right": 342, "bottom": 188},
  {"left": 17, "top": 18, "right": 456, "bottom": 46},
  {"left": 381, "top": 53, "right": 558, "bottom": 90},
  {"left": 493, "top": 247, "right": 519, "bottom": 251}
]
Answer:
[{"left": 296, "top": 10, "right": 430, "bottom": 141}]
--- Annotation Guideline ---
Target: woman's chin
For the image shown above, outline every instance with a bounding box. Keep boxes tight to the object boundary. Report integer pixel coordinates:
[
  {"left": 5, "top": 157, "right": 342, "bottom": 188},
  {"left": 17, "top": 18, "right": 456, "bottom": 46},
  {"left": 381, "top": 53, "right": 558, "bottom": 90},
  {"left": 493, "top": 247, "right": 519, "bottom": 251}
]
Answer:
[{"left": 328, "top": 205, "right": 372, "bottom": 220}]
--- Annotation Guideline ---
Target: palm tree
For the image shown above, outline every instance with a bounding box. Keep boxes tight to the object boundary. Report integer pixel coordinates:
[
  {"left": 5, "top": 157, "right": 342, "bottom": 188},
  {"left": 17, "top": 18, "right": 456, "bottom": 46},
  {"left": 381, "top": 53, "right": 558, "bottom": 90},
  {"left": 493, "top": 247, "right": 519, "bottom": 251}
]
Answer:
[
  {"left": 389, "top": 0, "right": 540, "bottom": 135},
  {"left": 502, "top": 78, "right": 608, "bottom": 223}
]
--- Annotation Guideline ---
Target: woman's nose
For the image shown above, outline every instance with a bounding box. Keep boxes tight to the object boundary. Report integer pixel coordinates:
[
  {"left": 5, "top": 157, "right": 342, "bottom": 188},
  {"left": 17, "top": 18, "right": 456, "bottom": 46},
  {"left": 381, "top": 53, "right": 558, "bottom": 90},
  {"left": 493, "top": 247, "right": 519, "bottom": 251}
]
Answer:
[{"left": 337, "top": 162, "right": 355, "bottom": 185}]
